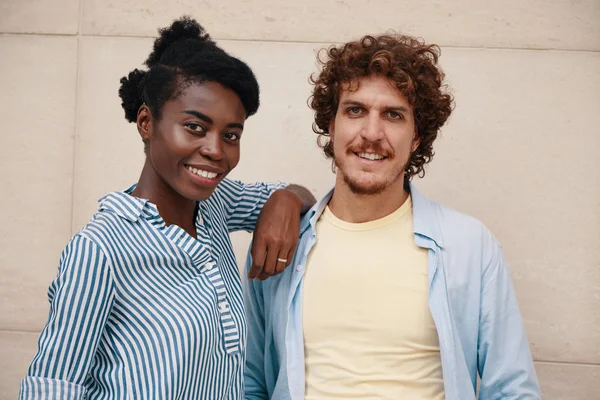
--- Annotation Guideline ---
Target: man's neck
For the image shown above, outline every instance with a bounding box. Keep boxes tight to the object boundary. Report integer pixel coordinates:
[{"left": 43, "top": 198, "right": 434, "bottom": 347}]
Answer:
[{"left": 328, "top": 176, "right": 409, "bottom": 224}]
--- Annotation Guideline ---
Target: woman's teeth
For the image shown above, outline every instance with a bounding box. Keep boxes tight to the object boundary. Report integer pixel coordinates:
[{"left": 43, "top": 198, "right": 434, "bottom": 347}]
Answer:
[{"left": 187, "top": 166, "right": 218, "bottom": 179}]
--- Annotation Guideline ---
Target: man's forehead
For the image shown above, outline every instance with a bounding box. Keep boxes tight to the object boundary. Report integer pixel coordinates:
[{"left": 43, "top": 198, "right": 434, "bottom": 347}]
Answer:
[{"left": 339, "top": 76, "right": 410, "bottom": 105}]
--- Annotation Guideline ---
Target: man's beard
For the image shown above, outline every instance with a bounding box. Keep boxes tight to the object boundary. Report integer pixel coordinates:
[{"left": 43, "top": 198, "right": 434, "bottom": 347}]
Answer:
[
  {"left": 335, "top": 156, "right": 404, "bottom": 196},
  {"left": 343, "top": 171, "right": 387, "bottom": 195},
  {"left": 333, "top": 139, "right": 407, "bottom": 195}
]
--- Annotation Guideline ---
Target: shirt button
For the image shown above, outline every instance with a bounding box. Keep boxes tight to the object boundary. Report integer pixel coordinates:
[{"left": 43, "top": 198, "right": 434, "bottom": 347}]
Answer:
[
  {"left": 204, "top": 261, "right": 215, "bottom": 271},
  {"left": 219, "top": 301, "right": 229, "bottom": 313},
  {"left": 296, "top": 265, "right": 304, "bottom": 272}
]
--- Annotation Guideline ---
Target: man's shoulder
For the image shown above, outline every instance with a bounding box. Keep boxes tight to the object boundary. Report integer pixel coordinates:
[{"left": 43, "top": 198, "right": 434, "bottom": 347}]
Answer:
[
  {"left": 423, "top": 198, "right": 504, "bottom": 285},
  {"left": 421, "top": 194, "right": 500, "bottom": 253},
  {"left": 437, "top": 202, "right": 488, "bottom": 235}
]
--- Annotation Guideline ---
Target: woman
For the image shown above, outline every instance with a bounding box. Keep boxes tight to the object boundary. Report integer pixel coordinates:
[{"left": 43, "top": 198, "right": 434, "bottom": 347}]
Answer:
[{"left": 20, "top": 16, "right": 314, "bottom": 399}]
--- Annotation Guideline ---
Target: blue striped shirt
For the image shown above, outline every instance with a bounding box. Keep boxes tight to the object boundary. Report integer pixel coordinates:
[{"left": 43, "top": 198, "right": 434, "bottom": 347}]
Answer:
[{"left": 20, "top": 179, "right": 285, "bottom": 400}]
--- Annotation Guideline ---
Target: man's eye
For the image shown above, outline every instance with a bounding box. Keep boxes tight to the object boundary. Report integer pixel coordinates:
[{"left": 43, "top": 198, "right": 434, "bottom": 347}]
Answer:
[
  {"left": 347, "top": 107, "right": 362, "bottom": 115},
  {"left": 224, "top": 132, "right": 241, "bottom": 142},
  {"left": 388, "top": 111, "right": 403, "bottom": 120}
]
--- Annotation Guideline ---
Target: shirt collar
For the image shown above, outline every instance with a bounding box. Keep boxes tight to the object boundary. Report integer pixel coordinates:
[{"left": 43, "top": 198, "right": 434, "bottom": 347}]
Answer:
[
  {"left": 299, "top": 186, "right": 333, "bottom": 235},
  {"left": 410, "top": 183, "right": 444, "bottom": 248},
  {"left": 300, "top": 182, "right": 444, "bottom": 248},
  {"left": 98, "top": 184, "right": 150, "bottom": 222}
]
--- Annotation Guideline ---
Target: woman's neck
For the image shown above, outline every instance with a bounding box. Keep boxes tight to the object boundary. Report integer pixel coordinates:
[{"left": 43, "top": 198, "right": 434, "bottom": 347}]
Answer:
[{"left": 132, "top": 158, "right": 197, "bottom": 236}]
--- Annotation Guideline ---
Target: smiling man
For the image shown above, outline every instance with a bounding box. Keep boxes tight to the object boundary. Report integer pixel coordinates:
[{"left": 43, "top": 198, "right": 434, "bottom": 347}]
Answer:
[{"left": 244, "top": 34, "right": 541, "bottom": 400}]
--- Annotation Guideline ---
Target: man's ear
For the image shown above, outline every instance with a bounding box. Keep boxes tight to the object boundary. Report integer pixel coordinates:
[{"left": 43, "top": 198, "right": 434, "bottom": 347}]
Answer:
[
  {"left": 411, "top": 130, "right": 420, "bottom": 153},
  {"left": 137, "top": 105, "right": 152, "bottom": 144},
  {"left": 329, "top": 118, "right": 335, "bottom": 140}
]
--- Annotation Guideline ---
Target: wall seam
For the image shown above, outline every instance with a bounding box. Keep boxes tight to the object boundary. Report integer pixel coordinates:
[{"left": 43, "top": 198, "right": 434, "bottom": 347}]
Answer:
[
  {"left": 2, "top": 325, "right": 600, "bottom": 369},
  {"left": 68, "top": 0, "right": 85, "bottom": 234},
  {"left": 1, "top": 32, "right": 599, "bottom": 55}
]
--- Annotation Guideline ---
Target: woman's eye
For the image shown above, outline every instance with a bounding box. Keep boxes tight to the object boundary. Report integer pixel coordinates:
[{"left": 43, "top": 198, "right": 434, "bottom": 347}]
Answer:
[
  {"left": 223, "top": 132, "right": 241, "bottom": 142},
  {"left": 185, "top": 123, "right": 205, "bottom": 133}
]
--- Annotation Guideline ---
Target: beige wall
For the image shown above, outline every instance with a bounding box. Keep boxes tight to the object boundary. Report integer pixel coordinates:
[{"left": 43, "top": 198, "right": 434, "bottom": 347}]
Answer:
[{"left": 1, "top": 1, "right": 599, "bottom": 398}]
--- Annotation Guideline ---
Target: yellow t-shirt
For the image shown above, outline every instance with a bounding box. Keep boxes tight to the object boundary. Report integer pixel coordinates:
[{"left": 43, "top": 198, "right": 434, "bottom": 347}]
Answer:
[{"left": 302, "top": 196, "right": 445, "bottom": 399}]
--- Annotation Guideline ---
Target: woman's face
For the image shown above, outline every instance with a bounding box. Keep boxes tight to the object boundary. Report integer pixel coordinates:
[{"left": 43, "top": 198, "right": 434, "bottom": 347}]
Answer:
[{"left": 138, "top": 81, "right": 246, "bottom": 201}]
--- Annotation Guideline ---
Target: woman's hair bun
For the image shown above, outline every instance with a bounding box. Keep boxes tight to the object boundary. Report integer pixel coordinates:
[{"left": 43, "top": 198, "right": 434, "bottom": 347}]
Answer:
[
  {"left": 145, "top": 16, "right": 214, "bottom": 68},
  {"left": 118, "top": 68, "right": 147, "bottom": 123}
]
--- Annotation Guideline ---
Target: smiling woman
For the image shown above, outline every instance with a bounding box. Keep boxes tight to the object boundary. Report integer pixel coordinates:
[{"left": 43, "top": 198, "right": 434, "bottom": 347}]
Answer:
[
  {"left": 18, "top": 16, "right": 315, "bottom": 400},
  {"left": 133, "top": 81, "right": 249, "bottom": 228}
]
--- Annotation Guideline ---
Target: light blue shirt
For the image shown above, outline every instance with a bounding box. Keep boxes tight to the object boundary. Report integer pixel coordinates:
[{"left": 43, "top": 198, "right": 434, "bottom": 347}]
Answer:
[{"left": 244, "top": 184, "right": 540, "bottom": 400}]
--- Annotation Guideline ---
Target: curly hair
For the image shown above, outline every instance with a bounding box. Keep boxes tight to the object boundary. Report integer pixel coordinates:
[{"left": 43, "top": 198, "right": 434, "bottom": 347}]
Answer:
[
  {"left": 310, "top": 34, "right": 454, "bottom": 180},
  {"left": 119, "top": 16, "right": 259, "bottom": 124}
]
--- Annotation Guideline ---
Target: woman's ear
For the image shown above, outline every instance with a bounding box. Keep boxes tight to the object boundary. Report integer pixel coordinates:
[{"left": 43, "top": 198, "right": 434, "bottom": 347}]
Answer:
[{"left": 137, "top": 105, "right": 152, "bottom": 144}]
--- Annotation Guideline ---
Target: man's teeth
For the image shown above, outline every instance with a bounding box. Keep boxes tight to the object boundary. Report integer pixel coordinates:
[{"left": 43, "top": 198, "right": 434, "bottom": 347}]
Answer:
[
  {"left": 187, "top": 166, "right": 218, "bottom": 179},
  {"left": 357, "top": 152, "right": 385, "bottom": 161}
]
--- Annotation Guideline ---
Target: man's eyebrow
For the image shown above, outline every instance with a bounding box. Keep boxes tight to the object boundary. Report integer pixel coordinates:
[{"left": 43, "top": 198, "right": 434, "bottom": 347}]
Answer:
[
  {"left": 340, "top": 100, "right": 410, "bottom": 113},
  {"left": 385, "top": 105, "right": 410, "bottom": 113},
  {"left": 340, "top": 100, "right": 366, "bottom": 108}
]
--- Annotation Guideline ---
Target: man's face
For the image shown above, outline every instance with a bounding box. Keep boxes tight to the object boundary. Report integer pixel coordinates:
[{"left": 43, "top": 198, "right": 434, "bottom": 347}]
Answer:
[{"left": 330, "top": 75, "right": 419, "bottom": 195}]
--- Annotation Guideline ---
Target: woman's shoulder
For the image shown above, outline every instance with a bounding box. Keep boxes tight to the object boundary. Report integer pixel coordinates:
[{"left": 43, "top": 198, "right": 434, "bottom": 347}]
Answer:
[{"left": 72, "top": 189, "right": 147, "bottom": 253}]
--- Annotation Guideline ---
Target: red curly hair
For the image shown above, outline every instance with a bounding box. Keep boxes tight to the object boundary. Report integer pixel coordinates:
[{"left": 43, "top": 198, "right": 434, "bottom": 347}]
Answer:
[{"left": 310, "top": 34, "right": 454, "bottom": 180}]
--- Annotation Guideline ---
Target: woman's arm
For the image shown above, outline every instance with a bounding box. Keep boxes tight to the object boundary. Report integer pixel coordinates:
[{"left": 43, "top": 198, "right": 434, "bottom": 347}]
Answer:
[{"left": 20, "top": 235, "right": 116, "bottom": 400}]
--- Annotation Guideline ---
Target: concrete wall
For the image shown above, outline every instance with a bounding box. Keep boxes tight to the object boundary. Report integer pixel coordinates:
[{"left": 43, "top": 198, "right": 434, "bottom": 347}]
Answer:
[{"left": 1, "top": 0, "right": 599, "bottom": 398}]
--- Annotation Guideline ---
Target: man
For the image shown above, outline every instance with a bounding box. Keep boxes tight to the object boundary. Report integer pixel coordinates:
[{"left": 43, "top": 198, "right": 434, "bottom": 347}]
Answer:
[{"left": 244, "top": 34, "right": 540, "bottom": 400}]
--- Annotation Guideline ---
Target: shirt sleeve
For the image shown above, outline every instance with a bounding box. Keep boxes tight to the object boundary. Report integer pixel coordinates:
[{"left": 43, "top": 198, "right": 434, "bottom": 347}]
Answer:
[
  {"left": 215, "top": 178, "right": 287, "bottom": 233},
  {"left": 19, "top": 234, "right": 116, "bottom": 400},
  {"left": 477, "top": 238, "right": 541, "bottom": 399},
  {"left": 243, "top": 250, "right": 270, "bottom": 400}
]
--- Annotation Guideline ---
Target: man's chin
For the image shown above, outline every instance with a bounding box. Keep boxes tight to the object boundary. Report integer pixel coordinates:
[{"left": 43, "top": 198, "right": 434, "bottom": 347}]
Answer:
[{"left": 344, "top": 176, "right": 387, "bottom": 196}]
